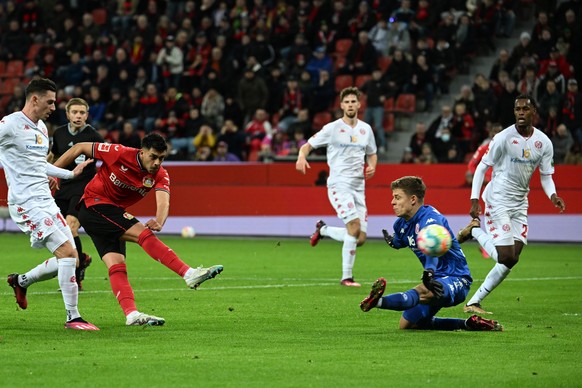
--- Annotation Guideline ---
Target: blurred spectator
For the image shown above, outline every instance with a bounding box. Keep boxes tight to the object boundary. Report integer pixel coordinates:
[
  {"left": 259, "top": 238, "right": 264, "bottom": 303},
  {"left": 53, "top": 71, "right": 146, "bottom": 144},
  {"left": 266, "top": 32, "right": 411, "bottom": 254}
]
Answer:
[
  {"left": 531, "top": 11, "right": 552, "bottom": 44},
  {"left": 538, "top": 80, "right": 563, "bottom": 129},
  {"left": 368, "top": 18, "right": 390, "bottom": 57},
  {"left": 0, "top": 20, "right": 31, "bottom": 60},
  {"left": 454, "top": 85, "right": 476, "bottom": 114},
  {"left": 6, "top": 84, "right": 26, "bottom": 113},
  {"left": 247, "top": 31, "right": 276, "bottom": 68},
  {"left": 217, "top": 119, "right": 246, "bottom": 161},
  {"left": 508, "top": 31, "right": 534, "bottom": 71},
  {"left": 496, "top": 79, "right": 519, "bottom": 127},
  {"left": 306, "top": 46, "right": 333, "bottom": 85},
  {"left": 409, "top": 121, "right": 429, "bottom": 157},
  {"left": 170, "top": 107, "right": 203, "bottom": 159},
  {"left": 473, "top": 76, "right": 497, "bottom": 130},
  {"left": 237, "top": 67, "right": 269, "bottom": 121},
  {"left": 245, "top": 108, "right": 273, "bottom": 153},
  {"left": 118, "top": 121, "right": 142, "bottom": 149},
  {"left": 361, "top": 68, "right": 389, "bottom": 152},
  {"left": 516, "top": 66, "right": 540, "bottom": 100},
  {"left": 328, "top": 0, "right": 350, "bottom": 39},
  {"left": 385, "top": 18, "right": 411, "bottom": 56},
  {"left": 285, "top": 127, "right": 308, "bottom": 156},
  {"left": 201, "top": 89, "right": 226, "bottom": 130},
  {"left": 564, "top": 143, "right": 582, "bottom": 165},
  {"left": 157, "top": 35, "right": 184, "bottom": 90},
  {"left": 537, "top": 61, "right": 567, "bottom": 96},
  {"left": 496, "top": 0, "right": 516, "bottom": 38},
  {"left": 489, "top": 49, "right": 513, "bottom": 84},
  {"left": 284, "top": 33, "right": 312, "bottom": 69},
  {"left": 310, "top": 69, "right": 334, "bottom": 114},
  {"left": 552, "top": 124, "right": 574, "bottom": 164},
  {"left": 401, "top": 146, "right": 415, "bottom": 163},
  {"left": 277, "top": 76, "right": 303, "bottom": 132},
  {"left": 213, "top": 141, "right": 241, "bottom": 162},
  {"left": 451, "top": 101, "right": 476, "bottom": 155},
  {"left": 441, "top": 145, "right": 463, "bottom": 163},
  {"left": 287, "top": 109, "right": 312, "bottom": 139},
  {"left": 139, "top": 83, "right": 165, "bottom": 133},
  {"left": 432, "top": 37, "right": 456, "bottom": 95},
  {"left": 404, "top": 53, "right": 434, "bottom": 111},
  {"left": 104, "top": 88, "right": 124, "bottom": 131},
  {"left": 156, "top": 110, "right": 184, "bottom": 139},
  {"left": 562, "top": 79, "right": 582, "bottom": 145},
  {"left": 433, "top": 127, "right": 461, "bottom": 162},
  {"left": 427, "top": 105, "right": 454, "bottom": 141},
  {"left": 194, "top": 124, "right": 217, "bottom": 158},
  {"left": 87, "top": 86, "right": 106, "bottom": 128},
  {"left": 119, "top": 87, "right": 142, "bottom": 130},
  {"left": 350, "top": 1, "right": 376, "bottom": 37},
  {"left": 341, "top": 30, "right": 378, "bottom": 75},
  {"left": 415, "top": 142, "right": 438, "bottom": 164},
  {"left": 224, "top": 95, "right": 245, "bottom": 129},
  {"left": 455, "top": 13, "right": 477, "bottom": 72},
  {"left": 195, "top": 146, "right": 214, "bottom": 161},
  {"left": 391, "top": 0, "right": 415, "bottom": 25},
  {"left": 259, "top": 130, "right": 287, "bottom": 161},
  {"left": 384, "top": 49, "right": 411, "bottom": 98},
  {"left": 532, "top": 27, "right": 556, "bottom": 61}
]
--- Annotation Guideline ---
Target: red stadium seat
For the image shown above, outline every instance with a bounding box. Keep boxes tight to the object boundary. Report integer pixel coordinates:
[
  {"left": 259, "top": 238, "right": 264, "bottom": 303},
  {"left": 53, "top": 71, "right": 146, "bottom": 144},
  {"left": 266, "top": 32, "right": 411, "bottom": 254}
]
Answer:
[
  {"left": 383, "top": 113, "right": 395, "bottom": 133},
  {"left": 26, "top": 43, "right": 43, "bottom": 61},
  {"left": 334, "top": 75, "right": 353, "bottom": 92},
  {"left": 92, "top": 8, "right": 108, "bottom": 26},
  {"left": 312, "top": 111, "right": 332, "bottom": 131},
  {"left": 355, "top": 75, "right": 372, "bottom": 87},
  {"left": 4, "top": 60, "right": 24, "bottom": 78},
  {"left": 383, "top": 97, "right": 395, "bottom": 112},
  {"left": 377, "top": 56, "right": 392, "bottom": 72},
  {"left": 392, "top": 94, "right": 416, "bottom": 114},
  {"left": 334, "top": 39, "right": 353, "bottom": 57},
  {"left": 0, "top": 61, "right": 6, "bottom": 75},
  {"left": 0, "top": 77, "right": 21, "bottom": 96}
]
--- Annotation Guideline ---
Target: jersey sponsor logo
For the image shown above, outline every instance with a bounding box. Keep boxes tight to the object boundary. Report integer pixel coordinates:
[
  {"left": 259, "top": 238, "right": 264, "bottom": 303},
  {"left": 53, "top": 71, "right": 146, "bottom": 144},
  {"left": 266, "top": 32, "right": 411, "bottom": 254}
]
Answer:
[
  {"left": 522, "top": 149, "right": 531, "bottom": 158},
  {"left": 120, "top": 165, "right": 128, "bottom": 172},
  {"left": 350, "top": 135, "right": 358, "bottom": 143},
  {"left": 97, "top": 143, "right": 111, "bottom": 152},
  {"left": 534, "top": 141, "right": 542, "bottom": 149},
  {"left": 109, "top": 172, "right": 148, "bottom": 196},
  {"left": 407, "top": 235, "right": 416, "bottom": 247},
  {"left": 425, "top": 218, "right": 436, "bottom": 224},
  {"left": 75, "top": 154, "right": 86, "bottom": 165},
  {"left": 68, "top": 141, "right": 74, "bottom": 146},
  {"left": 123, "top": 212, "right": 134, "bottom": 220},
  {"left": 143, "top": 177, "right": 154, "bottom": 188},
  {"left": 24, "top": 124, "right": 31, "bottom": 130},
  {"left": 36, "top": 134, "right": 43, "bottom": 144},
  {"left": 512, "top": 139, "right": 519, "bottom": 145}
]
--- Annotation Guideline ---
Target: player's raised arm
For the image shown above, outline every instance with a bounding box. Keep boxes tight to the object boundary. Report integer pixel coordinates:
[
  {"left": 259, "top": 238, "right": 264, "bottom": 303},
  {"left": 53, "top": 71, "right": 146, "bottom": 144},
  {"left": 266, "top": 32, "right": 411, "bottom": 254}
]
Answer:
[{"left": 53, "top": 142, "right": 95, "bottom": 169}]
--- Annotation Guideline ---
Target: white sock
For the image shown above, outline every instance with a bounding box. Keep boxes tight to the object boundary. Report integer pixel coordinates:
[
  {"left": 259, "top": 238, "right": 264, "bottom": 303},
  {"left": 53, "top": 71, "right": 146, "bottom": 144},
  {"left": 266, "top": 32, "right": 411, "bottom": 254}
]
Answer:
[
  {"left": 183, "top": 267, "right": 195, "bottom": 280},
  {"left": 19, "top": 257, "right": 59, "bottom": 287},
  {"left": 467, "top": 263, "right": 511, "bottom": 305},
  {"left": 58, "top": 258, "right": 81, "bottom": 321},
  {"left": 341, "top": 235, "right": 357, "bottom": 280},
  {"left": 473, "top": 228, "right": 499, "bottom": 262},
  {"left": 322, "top": 225, "right": 347, "bottom": 242}
]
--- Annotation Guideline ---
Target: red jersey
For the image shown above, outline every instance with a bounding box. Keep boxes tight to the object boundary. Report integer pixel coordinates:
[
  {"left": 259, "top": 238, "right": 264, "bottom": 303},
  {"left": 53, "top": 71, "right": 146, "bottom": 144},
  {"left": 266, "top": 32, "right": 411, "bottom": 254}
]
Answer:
[
  {"left": 83, "top": 143, "right": 170, "bottom": 208},
  {"left": 468, "top": 141, "right": 493, "bottom": 182}
]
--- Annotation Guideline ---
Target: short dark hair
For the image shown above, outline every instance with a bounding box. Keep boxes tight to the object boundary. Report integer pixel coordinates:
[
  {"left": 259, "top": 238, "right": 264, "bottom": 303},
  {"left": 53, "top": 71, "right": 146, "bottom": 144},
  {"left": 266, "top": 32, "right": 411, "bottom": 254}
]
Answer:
[
  {"left": 25, "top": 78, "right": 57, "bottom": 100},
  {"left": 515, "top": 94, "right": 537, "bottom": 110},
  {"left": 141, "top": 133, "right": 168, "bottom": 153},
  {"left": 340, "top": 87, "right": 361, "bottom": 102},
  {"left": 391, "top": 176, "right": 426, "bottom": 201}
]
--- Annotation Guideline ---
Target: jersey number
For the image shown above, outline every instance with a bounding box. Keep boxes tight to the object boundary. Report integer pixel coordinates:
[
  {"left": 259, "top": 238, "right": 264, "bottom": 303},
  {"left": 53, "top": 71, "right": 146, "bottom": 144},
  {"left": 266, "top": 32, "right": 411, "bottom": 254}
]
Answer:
[{"left": 521, "top": 224, "right": 528, "bottom": 238}]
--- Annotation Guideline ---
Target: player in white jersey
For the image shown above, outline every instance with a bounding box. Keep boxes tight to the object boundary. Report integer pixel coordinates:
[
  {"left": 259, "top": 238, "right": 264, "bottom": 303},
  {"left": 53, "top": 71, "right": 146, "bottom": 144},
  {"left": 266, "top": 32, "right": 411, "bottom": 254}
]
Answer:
[
  {"left": 457, "top": 94, "right": 566, "bottom": 314},
  {"left": 0, "top": 78, "right": 98, "bottom": 330},
  {"left": 296, "top": 87, "right": 378, "bottom": 287}
]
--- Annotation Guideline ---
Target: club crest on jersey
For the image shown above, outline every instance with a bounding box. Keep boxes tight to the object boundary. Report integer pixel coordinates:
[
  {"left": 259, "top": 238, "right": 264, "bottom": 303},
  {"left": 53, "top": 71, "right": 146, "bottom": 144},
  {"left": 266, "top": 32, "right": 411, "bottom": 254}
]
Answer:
[
  {"left": 123, "top": 212, "right": 134, "bottom": 220},
  {"left": 534, "top": 141, "right": 542, "bottom": 149},
  {"left": 44, "top": 218, "right": 54, "bottom": 227},
  {"left": 143, "top": 177, "right": 154, "bottom": 188},
  {"left": 522, "top": 149, "right": 531, "bottom": 158},
  {"left": 360, "top": 129, "right": 366, "bottom": 135}
]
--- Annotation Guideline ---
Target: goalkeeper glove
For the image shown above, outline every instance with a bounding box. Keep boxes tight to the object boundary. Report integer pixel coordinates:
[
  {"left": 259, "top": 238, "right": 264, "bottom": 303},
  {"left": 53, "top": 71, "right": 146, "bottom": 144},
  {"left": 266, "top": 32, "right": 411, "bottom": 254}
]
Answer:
[
  {"left": 422, "top": 269, "right": 444, "bottom": 298},
  {"left": 382, "top": 229, "right": 396, "bottom": 249}
]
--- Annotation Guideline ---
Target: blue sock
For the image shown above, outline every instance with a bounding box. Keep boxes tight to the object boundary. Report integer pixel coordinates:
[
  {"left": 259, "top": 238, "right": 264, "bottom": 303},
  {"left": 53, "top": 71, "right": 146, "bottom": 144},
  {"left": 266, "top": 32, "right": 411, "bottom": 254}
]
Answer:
[
  {"left": 379, "top": 289, "right": 419, "bottom": 311},
  {"left": 427, "top": 317, "right": 467, "bottom": 331}
]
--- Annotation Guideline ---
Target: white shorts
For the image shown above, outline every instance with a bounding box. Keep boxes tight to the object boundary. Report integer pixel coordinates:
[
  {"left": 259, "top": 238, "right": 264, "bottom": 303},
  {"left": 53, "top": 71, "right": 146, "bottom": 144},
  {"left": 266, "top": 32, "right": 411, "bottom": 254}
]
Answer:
[
  {"left": 327, "top": 185, "right": 368, "bottom": 233},
  {"left": 9, "top": 201, "right": 74, "bottom": 253},
  {"left": 483, "top": 201, "right": 528, "bottom": 246}
]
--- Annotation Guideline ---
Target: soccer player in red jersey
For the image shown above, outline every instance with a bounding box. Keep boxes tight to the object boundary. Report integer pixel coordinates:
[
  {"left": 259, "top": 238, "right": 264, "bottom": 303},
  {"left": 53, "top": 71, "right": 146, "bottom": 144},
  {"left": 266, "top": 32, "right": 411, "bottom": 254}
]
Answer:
[{"left": 51, "top": 133, "right": 223, "bottom": 326}]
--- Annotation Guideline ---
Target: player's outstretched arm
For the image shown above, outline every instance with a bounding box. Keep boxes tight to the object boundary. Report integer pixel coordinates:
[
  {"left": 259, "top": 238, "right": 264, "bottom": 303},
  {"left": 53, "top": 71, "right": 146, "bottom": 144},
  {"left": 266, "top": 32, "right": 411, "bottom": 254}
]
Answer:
[
  {"left": 53, "top": 142, "right": 95, "bottom": 169},
  {"left": 295, "top": 143, "right": 313, "bottom": 175},
  {"left": 382, "top": 229, "right": 398, "bottom": 249}
]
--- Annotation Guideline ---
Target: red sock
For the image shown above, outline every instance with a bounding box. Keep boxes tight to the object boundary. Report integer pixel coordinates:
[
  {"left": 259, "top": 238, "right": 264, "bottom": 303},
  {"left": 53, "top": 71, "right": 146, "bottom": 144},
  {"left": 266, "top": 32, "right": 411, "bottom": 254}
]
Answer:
[
  {"left": 108, "top": 263, "right": 137, "bottom": 316},
  {"left": 138, "top": 229, "right": 190, "bottom": 277}
]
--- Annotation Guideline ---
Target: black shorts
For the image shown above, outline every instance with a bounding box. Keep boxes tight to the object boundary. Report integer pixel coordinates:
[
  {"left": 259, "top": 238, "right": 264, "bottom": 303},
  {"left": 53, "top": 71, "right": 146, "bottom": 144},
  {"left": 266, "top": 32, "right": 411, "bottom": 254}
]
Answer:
[
  {"left": 55, "top": 195, "right": 82, "bottom": 219},
  {"left": 78, "top": 201, "right": 140, "bottom": 258}
]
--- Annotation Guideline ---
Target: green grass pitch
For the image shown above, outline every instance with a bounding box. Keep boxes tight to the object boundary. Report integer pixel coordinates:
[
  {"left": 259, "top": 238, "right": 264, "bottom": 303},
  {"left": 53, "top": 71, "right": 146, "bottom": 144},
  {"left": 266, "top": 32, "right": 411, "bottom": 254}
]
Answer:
[{"left": 1, "top": 233, "right": 581, "bottom": 387}]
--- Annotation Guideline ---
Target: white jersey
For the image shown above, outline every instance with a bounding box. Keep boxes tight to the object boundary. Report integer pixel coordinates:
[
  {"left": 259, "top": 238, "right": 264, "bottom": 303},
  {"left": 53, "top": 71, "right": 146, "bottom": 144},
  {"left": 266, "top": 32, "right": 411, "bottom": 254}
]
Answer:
[
  {"left": 308, "top": 118, "right": 377, "bottom": 190},
  {"left": 0, "top": 112, "right": 52, "bottom": 206},
  {"left": 481, "top": 124, "right": 554, "bottom": 208}
]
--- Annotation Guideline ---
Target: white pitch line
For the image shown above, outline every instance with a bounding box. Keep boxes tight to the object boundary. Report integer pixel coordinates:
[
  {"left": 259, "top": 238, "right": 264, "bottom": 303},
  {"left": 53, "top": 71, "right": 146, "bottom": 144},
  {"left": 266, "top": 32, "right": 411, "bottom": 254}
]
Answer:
[{"left": 1, "top": 276, "right": 580, "bottom": 297}]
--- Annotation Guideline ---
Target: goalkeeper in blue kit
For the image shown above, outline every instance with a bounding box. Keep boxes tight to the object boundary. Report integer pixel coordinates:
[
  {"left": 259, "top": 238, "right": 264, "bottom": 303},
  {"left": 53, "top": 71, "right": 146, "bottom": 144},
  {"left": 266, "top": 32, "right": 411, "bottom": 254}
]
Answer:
[{"left": 360, "top": 176, "right": 503, "bottom": 331}]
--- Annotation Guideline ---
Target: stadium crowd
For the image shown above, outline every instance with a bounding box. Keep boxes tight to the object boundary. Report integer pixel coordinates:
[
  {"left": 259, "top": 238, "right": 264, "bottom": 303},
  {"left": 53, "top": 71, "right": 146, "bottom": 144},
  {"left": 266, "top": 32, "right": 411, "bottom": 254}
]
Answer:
[{"left": 0, "top": 0, "right": 581, "bottom": 163}]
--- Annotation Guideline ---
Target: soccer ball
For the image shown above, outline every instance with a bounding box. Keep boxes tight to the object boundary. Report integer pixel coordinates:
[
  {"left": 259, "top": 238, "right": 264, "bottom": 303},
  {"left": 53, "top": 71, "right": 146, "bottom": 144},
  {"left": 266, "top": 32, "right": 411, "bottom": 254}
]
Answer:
[
  {"left": 181, "top": 226, "right": 196, "bottom": 238},
  {"left": 416, "top": 224, "right": 452, "bottom": 257}
]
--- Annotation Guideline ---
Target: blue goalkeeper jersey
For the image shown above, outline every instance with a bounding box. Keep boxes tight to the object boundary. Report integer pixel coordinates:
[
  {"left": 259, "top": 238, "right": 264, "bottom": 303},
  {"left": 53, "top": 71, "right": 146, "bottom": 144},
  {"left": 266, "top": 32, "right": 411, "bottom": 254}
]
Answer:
[{"left": 392, "top": 205, "right": 472, "bottom": 281}]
